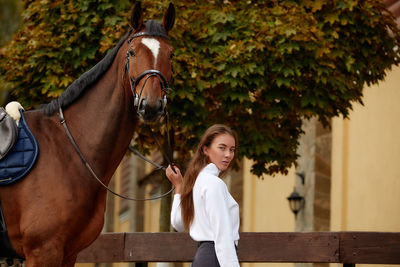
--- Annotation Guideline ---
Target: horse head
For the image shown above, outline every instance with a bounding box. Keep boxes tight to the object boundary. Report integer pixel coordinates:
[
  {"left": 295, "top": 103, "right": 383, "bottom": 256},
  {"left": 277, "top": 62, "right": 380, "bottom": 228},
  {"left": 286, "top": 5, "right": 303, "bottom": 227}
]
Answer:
[{"left": 125, "top": 2, "right": 175, "bottom": 123}]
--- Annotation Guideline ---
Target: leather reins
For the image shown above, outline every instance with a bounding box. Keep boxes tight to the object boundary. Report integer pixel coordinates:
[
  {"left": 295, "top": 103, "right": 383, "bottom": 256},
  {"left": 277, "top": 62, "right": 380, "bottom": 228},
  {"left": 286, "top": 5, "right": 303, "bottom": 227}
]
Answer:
[
  {"left": 58, "top": 107, "right": 175, "bottom": 201},
  {"left": 58, "top": 30, "right": 176, "bottom": 201}
]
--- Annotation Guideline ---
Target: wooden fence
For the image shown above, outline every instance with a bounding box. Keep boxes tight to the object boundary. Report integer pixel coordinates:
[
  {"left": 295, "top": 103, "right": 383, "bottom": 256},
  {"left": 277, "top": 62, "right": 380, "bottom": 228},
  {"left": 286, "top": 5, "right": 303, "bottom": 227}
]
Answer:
[{"left": 76, "top": 232, "right": 400, "bottom": 266}]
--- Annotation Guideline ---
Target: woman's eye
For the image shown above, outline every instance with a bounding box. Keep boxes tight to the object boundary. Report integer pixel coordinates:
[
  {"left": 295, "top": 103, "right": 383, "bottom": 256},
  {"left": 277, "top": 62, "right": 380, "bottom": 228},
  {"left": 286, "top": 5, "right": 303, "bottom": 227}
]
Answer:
[{"left": 219, "top": 147, "right": 225, "bottom": 151}]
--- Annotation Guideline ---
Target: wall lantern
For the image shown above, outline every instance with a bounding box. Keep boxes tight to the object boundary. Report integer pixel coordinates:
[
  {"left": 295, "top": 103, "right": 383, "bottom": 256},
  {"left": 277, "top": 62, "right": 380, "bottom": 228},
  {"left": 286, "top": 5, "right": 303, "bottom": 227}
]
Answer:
[
  {"left": 287, "top": 172, "right": 305, "bottom": 216},
  {"left": 287, "top": 188, "right": 304, "bottom": 216}
]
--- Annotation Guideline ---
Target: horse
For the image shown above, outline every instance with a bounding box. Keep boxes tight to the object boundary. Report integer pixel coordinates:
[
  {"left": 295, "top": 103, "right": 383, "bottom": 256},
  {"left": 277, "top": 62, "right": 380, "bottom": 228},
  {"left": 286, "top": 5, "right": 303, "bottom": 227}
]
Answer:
[{"left": 0, "top": 2, "right": 175, "bottom": 266}]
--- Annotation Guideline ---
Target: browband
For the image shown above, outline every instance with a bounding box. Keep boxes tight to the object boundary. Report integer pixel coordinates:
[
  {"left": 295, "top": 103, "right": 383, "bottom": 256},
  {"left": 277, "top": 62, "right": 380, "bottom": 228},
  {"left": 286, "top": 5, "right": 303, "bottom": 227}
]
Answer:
[{"left": 128, "top": 31, "right": 170, "bottom": 43}]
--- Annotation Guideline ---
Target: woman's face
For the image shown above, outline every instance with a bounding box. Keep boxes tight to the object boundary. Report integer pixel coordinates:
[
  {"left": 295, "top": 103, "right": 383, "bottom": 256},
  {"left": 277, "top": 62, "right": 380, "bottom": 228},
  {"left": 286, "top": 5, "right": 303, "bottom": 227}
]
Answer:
[{"left": 203, "top": 133, "right": 236, "bottom": 171}]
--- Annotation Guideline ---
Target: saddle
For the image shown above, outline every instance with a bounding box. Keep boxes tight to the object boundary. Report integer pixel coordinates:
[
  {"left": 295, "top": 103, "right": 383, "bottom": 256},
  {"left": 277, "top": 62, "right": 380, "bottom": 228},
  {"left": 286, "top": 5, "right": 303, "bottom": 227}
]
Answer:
[
  {"left": 0, "top": 107, "right": 18, "bottom": 160},
  {"left": 0, "top": 109, "right": 39, "bottom": 185}
]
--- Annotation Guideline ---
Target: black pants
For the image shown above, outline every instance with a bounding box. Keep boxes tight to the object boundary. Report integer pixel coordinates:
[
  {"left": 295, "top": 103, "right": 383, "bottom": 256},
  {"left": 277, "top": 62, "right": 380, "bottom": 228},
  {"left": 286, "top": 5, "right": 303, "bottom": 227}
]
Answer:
[{"left": 192, "top": 241, "right": 220, "bottom": 267}]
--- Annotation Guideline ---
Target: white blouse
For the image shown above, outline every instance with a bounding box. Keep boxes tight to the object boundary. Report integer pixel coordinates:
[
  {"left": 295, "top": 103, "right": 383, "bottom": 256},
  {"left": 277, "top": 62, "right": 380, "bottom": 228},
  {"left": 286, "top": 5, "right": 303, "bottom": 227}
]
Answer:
[{"left": 171, "top": 163, "right": 240, "bottom": 267}]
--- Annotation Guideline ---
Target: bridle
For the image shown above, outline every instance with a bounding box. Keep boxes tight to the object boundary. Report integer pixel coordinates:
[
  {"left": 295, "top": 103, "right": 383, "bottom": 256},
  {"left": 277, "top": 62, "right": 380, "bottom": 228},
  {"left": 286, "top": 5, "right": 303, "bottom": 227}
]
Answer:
[
  {"left": 124, "top": 31, "right": 173, "bottom": 113},
  {"left": 124, "top": 29, "right": 177, "bottom": 179},
  {"left": 58, "top": 30, "right": 176, "bottom": 201}
]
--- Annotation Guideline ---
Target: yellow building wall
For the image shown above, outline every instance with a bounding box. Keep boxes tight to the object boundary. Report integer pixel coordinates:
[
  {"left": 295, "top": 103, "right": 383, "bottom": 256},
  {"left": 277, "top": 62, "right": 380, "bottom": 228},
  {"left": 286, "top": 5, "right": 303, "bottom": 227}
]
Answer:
[
  {"left": 331, "top": 66, "right": 400, "bottom": 265},
  {"left": 242, "top": 159, "right": 296, "bottom": 267},
  {"left": 143, "top": 184, "right": 161, "bottom": 232},
  {"left": 112, "top": 165, "right": 131, "bottom": 267}
]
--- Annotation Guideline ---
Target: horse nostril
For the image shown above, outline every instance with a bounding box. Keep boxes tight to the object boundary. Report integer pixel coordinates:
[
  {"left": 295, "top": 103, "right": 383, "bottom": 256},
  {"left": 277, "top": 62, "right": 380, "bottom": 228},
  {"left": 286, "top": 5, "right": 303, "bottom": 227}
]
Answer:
[
  {"left": 139, "top": 99, "right": 146, "bottom": 112},
  {"left": 158, "top": 100, "right": 164, "bottom": 113}
]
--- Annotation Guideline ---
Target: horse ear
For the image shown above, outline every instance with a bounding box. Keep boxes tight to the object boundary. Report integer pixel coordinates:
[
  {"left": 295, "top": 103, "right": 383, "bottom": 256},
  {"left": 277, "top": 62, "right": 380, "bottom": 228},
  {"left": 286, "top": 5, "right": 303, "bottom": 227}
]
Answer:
[
  {"left": 131, "top": 2, "right": 144, "bottom": 31},
  {"left": 162, "top": 3, "right": 175, "bottom": 33}
]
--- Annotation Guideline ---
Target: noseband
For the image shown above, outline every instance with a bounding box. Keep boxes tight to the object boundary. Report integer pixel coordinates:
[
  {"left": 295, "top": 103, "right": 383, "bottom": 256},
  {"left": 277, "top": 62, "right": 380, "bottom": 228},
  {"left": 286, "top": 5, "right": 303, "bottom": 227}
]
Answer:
[{"left": 124, "top": 32, "right": 172, "bottom": 112}]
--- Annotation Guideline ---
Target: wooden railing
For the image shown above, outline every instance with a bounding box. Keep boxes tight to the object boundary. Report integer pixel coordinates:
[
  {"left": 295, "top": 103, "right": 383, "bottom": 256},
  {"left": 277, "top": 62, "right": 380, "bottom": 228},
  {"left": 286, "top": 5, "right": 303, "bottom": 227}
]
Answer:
[{"left": 76, "top": 232, "right": 400, "bottom": 266}]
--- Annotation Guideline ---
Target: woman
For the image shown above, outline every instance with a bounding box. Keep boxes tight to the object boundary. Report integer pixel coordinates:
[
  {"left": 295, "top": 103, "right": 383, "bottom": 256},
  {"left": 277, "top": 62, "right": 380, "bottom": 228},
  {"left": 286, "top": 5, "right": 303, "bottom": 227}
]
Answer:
[{"left": 165, "top": 124, "right": 240, "bottom": 267}]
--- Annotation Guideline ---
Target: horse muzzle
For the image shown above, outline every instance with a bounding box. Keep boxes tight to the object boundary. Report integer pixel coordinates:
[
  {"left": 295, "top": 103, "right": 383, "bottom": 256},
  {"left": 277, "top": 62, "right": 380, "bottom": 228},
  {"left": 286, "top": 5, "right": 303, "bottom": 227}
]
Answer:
[
  {"left": 128, "top": 69, "right": 171, "bottom": 123},
  {"left": 136, "top": 96, "right": 166, "bottom": 123}
]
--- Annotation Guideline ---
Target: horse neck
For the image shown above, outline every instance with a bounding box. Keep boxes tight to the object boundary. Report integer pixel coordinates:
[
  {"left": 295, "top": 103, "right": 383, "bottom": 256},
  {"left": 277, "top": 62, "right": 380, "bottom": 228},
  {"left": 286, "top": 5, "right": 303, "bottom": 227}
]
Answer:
[{"left": 64, "top": 51, "right": 137, "bottom": 185}]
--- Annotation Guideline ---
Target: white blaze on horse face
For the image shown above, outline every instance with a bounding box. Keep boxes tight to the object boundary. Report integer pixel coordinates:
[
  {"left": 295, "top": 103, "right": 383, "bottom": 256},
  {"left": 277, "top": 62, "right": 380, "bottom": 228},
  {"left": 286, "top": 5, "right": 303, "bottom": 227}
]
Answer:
[{"left": 141, "top": 38, "right": 160, "bottom": 67}]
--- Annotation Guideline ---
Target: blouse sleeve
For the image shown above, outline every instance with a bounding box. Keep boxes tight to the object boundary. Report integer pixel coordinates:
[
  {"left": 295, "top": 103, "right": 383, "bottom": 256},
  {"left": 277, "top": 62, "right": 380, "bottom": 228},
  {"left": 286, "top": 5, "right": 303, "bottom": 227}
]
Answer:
[
  {"left": 171, "top": 194, "right": 185, "bottom": 232},
  {"left": 204, "top": 179, "right": 240, "bottom": 267}
]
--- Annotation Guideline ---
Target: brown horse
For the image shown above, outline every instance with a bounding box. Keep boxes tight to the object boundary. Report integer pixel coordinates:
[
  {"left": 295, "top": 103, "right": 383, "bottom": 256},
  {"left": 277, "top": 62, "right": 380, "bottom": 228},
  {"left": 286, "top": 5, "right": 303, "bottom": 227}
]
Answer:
[{"left": 0, "top": 2, "right": 175, "bottom": 266}]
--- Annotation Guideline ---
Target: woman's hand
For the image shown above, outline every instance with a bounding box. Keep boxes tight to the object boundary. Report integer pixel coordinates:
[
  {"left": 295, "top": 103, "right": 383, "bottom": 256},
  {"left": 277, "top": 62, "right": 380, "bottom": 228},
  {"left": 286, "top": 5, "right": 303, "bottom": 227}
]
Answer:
[{"left": 165, "top": 165, "right": 183, "bottom": 194}]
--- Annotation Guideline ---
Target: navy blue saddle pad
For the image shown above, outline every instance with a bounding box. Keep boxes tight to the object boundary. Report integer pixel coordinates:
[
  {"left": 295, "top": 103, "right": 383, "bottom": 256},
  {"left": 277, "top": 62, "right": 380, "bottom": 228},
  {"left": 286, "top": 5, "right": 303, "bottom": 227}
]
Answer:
[{"left": 0, "top": 111, "right": 39, "bottom": 185}]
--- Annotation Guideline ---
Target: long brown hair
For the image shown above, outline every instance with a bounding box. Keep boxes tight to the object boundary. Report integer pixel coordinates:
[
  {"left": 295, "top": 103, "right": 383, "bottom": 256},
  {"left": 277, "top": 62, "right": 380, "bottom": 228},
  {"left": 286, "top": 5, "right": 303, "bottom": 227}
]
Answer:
[{"left": 180, "top": 124, "right": 238, "bottom": 230}]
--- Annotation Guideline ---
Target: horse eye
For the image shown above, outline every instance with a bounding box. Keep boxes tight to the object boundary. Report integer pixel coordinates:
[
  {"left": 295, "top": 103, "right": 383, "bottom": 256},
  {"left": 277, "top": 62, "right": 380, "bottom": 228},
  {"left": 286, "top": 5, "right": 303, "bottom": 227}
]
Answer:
[
  {"left": 129, "top": 50, "right": 136, "bottom": 57},
  {"left": 169, "top": 52, "right": 174, "bottom": 59}
]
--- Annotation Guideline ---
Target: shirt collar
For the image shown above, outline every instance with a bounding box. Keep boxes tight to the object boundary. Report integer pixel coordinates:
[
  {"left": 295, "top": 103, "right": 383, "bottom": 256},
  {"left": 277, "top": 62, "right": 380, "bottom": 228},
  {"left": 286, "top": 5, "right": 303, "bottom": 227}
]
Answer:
[{"left": 201, "top": 163, "right": 221, "bottom": 176}]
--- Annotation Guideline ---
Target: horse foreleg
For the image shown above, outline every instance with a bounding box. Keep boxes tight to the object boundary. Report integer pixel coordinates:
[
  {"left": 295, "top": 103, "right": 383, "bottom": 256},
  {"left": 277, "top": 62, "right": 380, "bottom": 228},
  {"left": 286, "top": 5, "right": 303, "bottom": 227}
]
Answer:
[
  {"left": 25, "top": 255, "right": 63, "bottom": 267},
  {"left": 24, "top": 243, "right": 64, "bottom": 267},
  {"left": 62, "top": 255, "right": 77, "bottom": 267}
]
